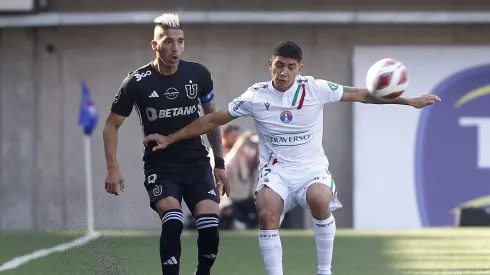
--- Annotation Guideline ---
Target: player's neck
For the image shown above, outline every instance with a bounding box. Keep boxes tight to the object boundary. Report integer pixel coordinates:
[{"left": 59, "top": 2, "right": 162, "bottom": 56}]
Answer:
[
  {"left": 271, "top": 80, "right": 294, "bottom": 93},
  {"left": 153, "top": 59, "right": 178, "bottom": 75}
]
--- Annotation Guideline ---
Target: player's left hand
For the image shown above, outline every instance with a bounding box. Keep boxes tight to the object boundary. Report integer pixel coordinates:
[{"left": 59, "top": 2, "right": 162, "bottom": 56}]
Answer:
[
  {"left": 214, "top": 168, "right": 230, "bottom": 197},
  {"left": 408, "top": 94, "right": 441, "bottom": 109}
]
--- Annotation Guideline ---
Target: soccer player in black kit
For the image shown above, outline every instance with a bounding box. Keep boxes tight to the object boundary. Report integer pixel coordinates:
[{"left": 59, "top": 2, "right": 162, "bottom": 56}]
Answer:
[{"left": 103, "top": 13, "right": 230, "bottom": 275}]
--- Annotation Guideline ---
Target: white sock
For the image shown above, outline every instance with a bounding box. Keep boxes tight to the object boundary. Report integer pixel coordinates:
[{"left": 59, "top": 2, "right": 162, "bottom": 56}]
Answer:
[
  {"left": 258, "top": 230, "right": 283, "bottom": 275},
  {"left": 313, "top": 215, "right": 336, "bottom": 275}
]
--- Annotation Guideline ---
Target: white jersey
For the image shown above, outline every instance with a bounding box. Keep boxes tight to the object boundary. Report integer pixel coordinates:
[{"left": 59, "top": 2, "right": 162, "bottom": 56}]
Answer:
[{"left": 227, "top": 75, "right": 344, "bottom": 172}]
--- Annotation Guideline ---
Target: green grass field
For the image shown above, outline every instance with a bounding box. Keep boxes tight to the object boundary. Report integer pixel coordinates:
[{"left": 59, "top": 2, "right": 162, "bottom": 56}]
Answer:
[{"left": 1, "top": 228, "right": 490, "bottom": 275}]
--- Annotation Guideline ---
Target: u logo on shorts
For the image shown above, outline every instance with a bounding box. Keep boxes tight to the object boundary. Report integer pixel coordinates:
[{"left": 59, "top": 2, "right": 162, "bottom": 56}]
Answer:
[{"left": 153, "top": 185, "right": 163, "bottom": 196}]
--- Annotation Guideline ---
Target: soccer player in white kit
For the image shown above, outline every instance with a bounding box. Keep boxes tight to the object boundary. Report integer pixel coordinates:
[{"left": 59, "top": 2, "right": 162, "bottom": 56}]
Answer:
[{"left": 143, "top": 41, "right": 440, "bottom": 275}]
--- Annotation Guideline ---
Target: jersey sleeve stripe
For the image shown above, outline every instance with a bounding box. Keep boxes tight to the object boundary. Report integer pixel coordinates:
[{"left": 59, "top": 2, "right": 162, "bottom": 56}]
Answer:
[
  {"left": 291, "top": 84, "right": 301, "bottom": 107},
  {"left": 297, "top": 84, "right": 306, "bottom": 110},
  {"left": 199, "top": 91, "right": 214, "bottom": 103}
]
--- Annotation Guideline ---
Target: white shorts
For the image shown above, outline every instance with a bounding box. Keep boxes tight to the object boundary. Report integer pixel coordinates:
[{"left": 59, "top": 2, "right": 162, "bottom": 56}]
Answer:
[{"left": 254, "top": 163, "right": 343, "bottom": 225}]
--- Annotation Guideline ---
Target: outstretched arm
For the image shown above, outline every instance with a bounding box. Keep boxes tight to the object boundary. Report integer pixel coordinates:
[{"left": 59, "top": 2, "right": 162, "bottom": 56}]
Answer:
[
  {"left": 144, "top": 109, "right": 235, "bottom": 151},
  {"left": 171, "top": 108, "right": 234, "bottom": 143},
  {"left": 341, "top": 86, "right": 409, "bottom": 104},
  {"left": 145, "top": 87, "right": 255, "bottom": 151},
  {"left": 340, "top": 86, "right": 441, "bottom": 108}
]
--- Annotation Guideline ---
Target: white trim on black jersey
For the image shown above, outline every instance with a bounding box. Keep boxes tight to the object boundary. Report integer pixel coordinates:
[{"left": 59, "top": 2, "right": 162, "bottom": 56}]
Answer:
[{"left": 133, "top": 103, "right": 146, "bottom": 161}]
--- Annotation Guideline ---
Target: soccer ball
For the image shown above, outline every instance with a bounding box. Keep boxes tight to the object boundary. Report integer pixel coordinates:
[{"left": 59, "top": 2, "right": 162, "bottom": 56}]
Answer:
[{"left": 365, "top": 58, "right": 408, "bottom": 100}]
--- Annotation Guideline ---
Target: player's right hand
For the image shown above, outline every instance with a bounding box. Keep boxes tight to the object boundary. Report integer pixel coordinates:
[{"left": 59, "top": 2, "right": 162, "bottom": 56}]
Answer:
[
  {"left": 105, "top": 168, "right": 125, "bottom": 196},
  {"left": 143, "top": 134, "right": 170, "bottom": 151}
]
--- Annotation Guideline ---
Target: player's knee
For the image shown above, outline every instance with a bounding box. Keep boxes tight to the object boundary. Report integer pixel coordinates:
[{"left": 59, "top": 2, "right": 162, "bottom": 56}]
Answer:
[
  {"left": 306, "top": 183, "right": 332, "bottom": 220},
  {"left": 155, "top": 197, "right": 181, "bottom": 216},
  {"left": 194, "top": 199, "right": 219, "bottom": 217},
  {"left": 258, "top": 208, "right": 281, "bottom": 230},
  {"left": 256, "top": 188, "right": 283, "bottom": 230}
]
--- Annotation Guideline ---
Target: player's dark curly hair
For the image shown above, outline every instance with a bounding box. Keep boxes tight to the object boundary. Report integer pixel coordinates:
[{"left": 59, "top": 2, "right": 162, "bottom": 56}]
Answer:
[{"left": 272, "top": 41, "right": 303, "bottom": 62}]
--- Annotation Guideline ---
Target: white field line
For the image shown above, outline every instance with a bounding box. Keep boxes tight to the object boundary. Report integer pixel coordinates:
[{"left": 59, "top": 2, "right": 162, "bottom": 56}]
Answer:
[{"left": 0, "top": 231, "right": 101, "bottom": 272}]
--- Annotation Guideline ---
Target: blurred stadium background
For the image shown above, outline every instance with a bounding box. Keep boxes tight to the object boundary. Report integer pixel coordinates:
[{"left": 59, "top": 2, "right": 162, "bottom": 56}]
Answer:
[{"left": 1, "top": 0, "right": 490, "bottom": 274}]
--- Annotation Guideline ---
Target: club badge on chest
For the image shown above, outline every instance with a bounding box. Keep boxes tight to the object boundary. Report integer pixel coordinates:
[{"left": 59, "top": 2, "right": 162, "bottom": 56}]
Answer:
[
  {"left": 185, "top": 80, "right": 198, "bottom": 99},
  {"left": 280, "top": 109, "right": 293, "bottom": 123}
]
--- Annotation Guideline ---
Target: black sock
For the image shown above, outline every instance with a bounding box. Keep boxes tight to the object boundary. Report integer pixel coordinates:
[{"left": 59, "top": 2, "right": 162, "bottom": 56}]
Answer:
[
  {"left": 160, "top": 209, "right": 184, "bottom": 275},
  {"left": 195, "top": 214, "right": 220, "bottom": 275}
]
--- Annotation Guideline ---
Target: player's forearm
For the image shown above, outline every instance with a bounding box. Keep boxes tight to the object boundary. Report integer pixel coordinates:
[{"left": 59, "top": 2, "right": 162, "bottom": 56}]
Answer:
[
  {"left": 103, "top": 124, "right": 120, "bottom": 170},
  {"left": 363, "top": 92, "right": 410, "bottom": 105},
  {"left": 343, "top": 87, "right": 410, "bottom": 105},
  {"left": 169, "top": 114, "right": 221, "bottom": 144},
  {"left": 206, "top": 127, "right": 224, "bottom": 158}
]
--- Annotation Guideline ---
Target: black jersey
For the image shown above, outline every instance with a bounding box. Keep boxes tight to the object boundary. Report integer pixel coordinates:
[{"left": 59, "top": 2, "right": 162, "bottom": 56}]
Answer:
[{"left": 111, "top": 60, "right": 215, "bottom": 166}]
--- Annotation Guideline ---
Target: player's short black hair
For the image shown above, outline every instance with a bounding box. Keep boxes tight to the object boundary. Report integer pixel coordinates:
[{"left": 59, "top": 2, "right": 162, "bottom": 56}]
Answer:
[
  {"left": 272, "top": 41, "right": 303, "bottom": 62},
  {"left": 224, "top": 124, "right": 240, "bottom": 135}
]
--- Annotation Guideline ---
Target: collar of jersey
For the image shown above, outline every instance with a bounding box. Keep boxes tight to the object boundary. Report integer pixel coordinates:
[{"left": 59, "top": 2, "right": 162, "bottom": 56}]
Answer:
[{"left": 149, "top": 60, "right": 181, "bottom": 76}]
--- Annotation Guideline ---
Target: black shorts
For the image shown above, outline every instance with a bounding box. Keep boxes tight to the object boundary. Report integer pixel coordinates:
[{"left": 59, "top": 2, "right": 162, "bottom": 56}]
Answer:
[{"left": 143, "top": 161, "right": 220, "bottom": 214}]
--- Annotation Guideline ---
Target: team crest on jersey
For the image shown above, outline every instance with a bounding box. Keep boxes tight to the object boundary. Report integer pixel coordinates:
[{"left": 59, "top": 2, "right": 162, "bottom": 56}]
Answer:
[
  {"left": 328, "top": 82, "right": 339, "bottom": 91},
  {"left": 280, "top": 110, "right": 293, "bottom": 123},
  {"left": 185, "top": 83, "right": 199, "bottom": 99}
]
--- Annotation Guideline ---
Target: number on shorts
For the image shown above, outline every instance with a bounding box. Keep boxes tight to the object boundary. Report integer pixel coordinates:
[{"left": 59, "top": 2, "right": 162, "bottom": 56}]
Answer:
[
  {"left": 261, "top": 168, "right": 271, "bottom": 178},
  {"left": 147, "top": 174, "right": 157, "bottom": 184}
]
